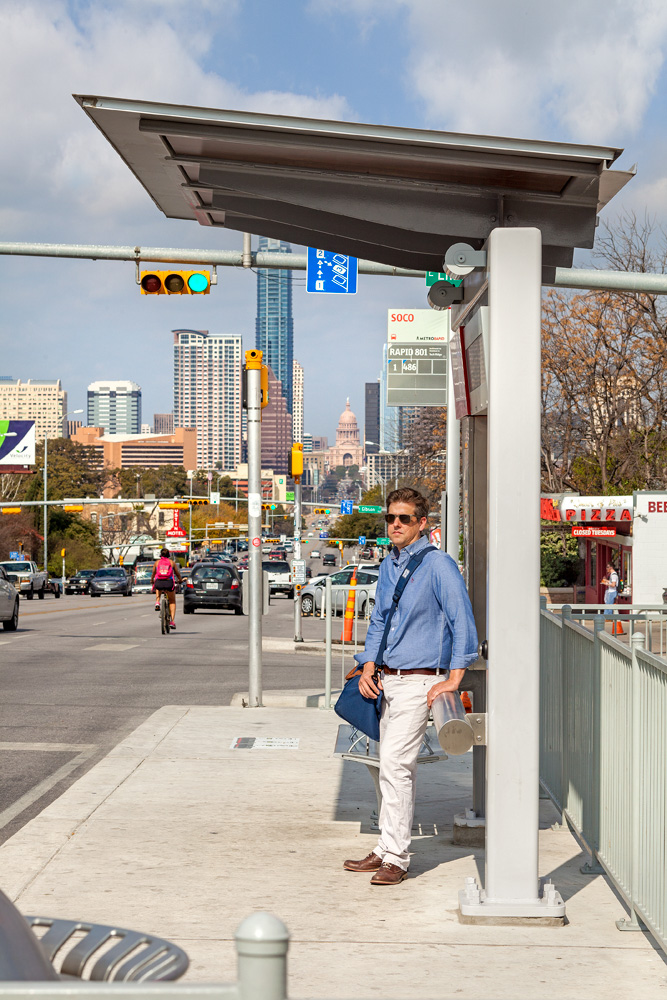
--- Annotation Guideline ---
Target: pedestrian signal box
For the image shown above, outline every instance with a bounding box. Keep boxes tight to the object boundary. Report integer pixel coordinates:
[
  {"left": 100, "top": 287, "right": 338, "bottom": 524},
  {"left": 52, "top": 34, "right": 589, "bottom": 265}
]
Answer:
[
  {"left": 289, "top": 443, "right": 303, "bottom": 478},
  {"left": 140, "top": 270, "right": 211, "bottom": 295}
]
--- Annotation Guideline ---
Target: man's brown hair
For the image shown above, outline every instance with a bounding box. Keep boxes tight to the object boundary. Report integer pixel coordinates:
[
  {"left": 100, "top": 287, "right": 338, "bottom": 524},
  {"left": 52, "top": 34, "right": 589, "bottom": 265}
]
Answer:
[{"left": 386, "top": 487, "right": 429, "bottom": 521}]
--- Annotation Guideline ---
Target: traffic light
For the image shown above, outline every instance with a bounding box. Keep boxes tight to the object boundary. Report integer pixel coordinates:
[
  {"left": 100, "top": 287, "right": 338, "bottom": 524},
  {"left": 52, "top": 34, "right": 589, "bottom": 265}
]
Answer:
[
  {"left": 289, "top": 443, "right": 303, "bottom": 478},
  {"left": 1, "top": 507, "right": 21, "bottom": 514},
  {"left": 261, "top": 503, "right": 277, "bottom": 511},
  {"left": 189, "top": 499, "right": 209, "bottom": 506},
  {"left": 140, "top": 270, "right": 211, "bottom": 295},
  {"left": 63, "top": 504, "right": 83, "bottom": 512},
  {"left": 313, "top": 507, "right": 331, "bottom": 515}
]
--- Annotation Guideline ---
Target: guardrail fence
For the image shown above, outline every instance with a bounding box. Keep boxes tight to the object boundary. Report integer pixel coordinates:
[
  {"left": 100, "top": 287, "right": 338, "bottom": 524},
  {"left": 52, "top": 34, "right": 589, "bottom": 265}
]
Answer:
[
  {"left": 319, "top": 578, "right": 373, "bottom": 709},
  {"left": 540, "top": 602, "right": 667, "bottom": 954}
]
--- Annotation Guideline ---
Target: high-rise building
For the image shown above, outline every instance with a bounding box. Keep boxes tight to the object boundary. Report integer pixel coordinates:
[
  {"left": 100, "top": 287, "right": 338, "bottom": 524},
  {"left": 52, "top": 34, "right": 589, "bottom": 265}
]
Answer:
[
  {"left": 312, "top": 435, "right": 328, "bottom": 451},
  {"left": 172, "top": 329, "right": 242, "bottom": 470},
  {"left": 0, "top": 378, "right": 67, "bottom": 441},
  {"left": 153, "top": 412, "right": 174, "bottom": 435},
  {"left": 365, "top": 451, "right": 410, "bottom": 490},
  {"left": 87, "top": 380, "right": 141, "bottom": 435},
  {"left": 292, "top": 360, "right": 304, "bottom": 444},
  {"left": 255, "top": 237, "right": 294, "bottom": 412},
  {"left": 261, "top": 366, "right": 292, "bottom": 475},
  {"left": 364, "top": 380, "right": 380, "bottom": 454},
  {"left": 302, "top": 432, "right": 313, "bottom": 453}
]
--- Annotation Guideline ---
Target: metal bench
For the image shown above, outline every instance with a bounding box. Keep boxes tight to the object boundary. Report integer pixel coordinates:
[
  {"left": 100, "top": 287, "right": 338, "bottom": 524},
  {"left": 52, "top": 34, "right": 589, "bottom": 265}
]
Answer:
[
  {"left": 334, "top": 723, "right": 447, "bottom": 828},
  {"left": 25, "top": 917, "right": 189, "bottom": 981}
]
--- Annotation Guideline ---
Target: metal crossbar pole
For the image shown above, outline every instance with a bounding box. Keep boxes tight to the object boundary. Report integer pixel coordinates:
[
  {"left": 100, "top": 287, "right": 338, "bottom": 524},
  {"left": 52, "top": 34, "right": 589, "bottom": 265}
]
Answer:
[{"left": 324, "top": 577, "right": 332, "bottom": 710}]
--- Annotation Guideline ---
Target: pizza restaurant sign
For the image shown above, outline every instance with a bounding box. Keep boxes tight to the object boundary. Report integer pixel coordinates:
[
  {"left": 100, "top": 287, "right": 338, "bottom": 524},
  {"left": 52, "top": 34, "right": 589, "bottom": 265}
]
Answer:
[{"left": 541, "top": 496, "right": 633, "bottom": 523}]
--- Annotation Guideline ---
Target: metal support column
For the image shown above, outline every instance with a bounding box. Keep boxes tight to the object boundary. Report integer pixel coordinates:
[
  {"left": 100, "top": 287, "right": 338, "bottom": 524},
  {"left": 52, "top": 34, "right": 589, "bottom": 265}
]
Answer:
[
  {"left": 246, "top": 350, "right": 263, "bottom": 708},
  {"left": 42, "top": 434, "right": 48, "bottom": 572},
  {"left": 445, "top": 336, "right": 460, "bottom": 561},
  {"left": 293, "top": 479, "right": 303, "bottom": 642},
  {"left": 460, "top": 227, "right": 564, "bottom": 920}
]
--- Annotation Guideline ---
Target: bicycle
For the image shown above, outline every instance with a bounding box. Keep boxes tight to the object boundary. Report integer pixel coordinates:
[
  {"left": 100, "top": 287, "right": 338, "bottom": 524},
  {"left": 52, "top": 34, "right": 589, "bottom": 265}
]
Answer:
[{"left": 159, "top": 590, "right": 171, "bottom": 636}]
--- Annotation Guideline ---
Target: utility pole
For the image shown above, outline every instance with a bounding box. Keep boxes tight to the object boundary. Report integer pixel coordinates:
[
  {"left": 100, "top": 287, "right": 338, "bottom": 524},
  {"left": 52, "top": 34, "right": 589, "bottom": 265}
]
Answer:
[
  {"left": 246, "top": 350, "right": 264, "bottom": 707},
  {"left": 289, "top": 443, "right": 304, "bottom": 643},
  {"left": 43, "top": 433, "right": 48, "bottom": 572}
]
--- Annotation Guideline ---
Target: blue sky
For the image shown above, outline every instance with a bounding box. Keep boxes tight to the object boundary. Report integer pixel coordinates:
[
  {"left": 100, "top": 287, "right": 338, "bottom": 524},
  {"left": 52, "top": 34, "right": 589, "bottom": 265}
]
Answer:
[{"left": 2, "top": 0, "right": 667, "bottom": 443}]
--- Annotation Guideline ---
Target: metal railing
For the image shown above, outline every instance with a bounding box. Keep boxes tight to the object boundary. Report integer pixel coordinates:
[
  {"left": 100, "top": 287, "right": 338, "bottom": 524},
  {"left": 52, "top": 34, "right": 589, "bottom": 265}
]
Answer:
[
  {"left": 540, "top": 604, "right": 667, "bottom": 954},
  {"left": 318, "top": 578, "right": 373, "bottom": 709},
  {"left": 545, "top": 603, "right": 667, "bottom": 655}
]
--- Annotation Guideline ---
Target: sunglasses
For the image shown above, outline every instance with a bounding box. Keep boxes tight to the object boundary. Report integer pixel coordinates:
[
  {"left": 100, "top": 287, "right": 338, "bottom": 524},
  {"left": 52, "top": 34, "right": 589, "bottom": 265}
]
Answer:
[{"left": 384, "top": 513, "right": 418, "bottom": 525}]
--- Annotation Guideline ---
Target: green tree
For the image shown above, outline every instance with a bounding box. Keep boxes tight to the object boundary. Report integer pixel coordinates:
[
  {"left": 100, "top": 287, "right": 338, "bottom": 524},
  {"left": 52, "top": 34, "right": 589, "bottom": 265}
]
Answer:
[
  {"left": 330, "top": 485, "right": 385, "bottom": 541},
  {"left": 540, "top": 528, "right": 581, "bottom": 587},
  {"left": 47, "top": 510, "right": 104, "bottom": 574}
]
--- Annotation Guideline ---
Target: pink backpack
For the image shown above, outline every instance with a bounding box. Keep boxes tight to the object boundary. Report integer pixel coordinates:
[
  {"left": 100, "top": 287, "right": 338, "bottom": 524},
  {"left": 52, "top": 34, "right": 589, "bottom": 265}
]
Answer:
[{"left": 155, "top": 558, "right": 173, "bottom": 580}]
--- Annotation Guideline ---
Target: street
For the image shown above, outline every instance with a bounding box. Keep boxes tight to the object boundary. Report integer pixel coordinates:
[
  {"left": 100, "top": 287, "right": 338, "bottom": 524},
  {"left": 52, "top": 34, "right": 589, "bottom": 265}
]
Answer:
[{"left": 0, "top": 590, "right": 328, "bottom": 845}]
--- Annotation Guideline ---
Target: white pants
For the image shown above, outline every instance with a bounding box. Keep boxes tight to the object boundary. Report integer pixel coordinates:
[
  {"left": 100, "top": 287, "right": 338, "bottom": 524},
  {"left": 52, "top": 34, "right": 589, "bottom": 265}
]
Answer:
[{"left": 375, "top": 672, "right": 433, "bottom": 870}]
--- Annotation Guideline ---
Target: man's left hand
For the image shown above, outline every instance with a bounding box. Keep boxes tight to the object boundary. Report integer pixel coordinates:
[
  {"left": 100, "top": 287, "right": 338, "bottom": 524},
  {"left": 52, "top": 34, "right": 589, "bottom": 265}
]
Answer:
[{"left": 426, "top": 669, "right": 465, "bottom": 709}]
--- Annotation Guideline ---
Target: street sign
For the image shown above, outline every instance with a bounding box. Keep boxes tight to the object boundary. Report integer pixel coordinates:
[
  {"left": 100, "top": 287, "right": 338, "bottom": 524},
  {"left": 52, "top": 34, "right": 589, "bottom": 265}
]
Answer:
[
  {"left": 425, "top": 271, "right": 462, "bottom": 288},
  {"left": 319, "top": 531, "right": 329, "bottom": 539},
  {"left": 292, "top": 559, "right": 307, "bottom": 585},
  {"left": 210, "top": 491, "right": 220, "bottom": 504},
  {"left": 286, "top": 491, "right": 295, "bottom": 502},
  {"left": 306, "top": 248, "right": 358, "bottom": 294},
  {"left": 387, "top": 341, "right": 448, "bottom": 407},
  {"left": 9, "top": 551, "right": 19, "bottom": 560},
  {"left": 358, "top": 504, "right": 382, "bottom": 514},
  {"left": 340, "top": 499, "right": 354, "bottom": 516},
  {"left": 377, "top": 537, "right": 391, "bottom": 545},
  {"left": 358, "top": 535, "right": 366, "bottom": 545}
]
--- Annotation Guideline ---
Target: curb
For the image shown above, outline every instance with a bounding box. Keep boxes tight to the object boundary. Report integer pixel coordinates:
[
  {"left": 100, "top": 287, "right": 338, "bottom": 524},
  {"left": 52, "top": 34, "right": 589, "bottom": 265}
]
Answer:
[{"left": 230, "top": 689, "right": 342, "bottom": 708}]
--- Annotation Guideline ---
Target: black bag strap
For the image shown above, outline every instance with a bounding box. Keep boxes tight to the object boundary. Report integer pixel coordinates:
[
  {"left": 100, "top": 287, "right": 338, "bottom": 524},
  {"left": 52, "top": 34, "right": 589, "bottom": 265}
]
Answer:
[{"left": 374, "top": 545, "right": 436, "bottom": 670}]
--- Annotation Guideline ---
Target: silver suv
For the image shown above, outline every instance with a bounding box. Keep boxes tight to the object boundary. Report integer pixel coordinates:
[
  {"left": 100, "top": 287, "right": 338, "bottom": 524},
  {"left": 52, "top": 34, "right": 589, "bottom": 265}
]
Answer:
[{"left": 299, "top": 567, "right": 378, "bottom": 617}]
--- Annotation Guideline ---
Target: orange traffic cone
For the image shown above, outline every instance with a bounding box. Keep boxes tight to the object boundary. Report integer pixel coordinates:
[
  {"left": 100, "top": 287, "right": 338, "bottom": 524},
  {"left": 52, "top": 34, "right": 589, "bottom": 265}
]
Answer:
[
  {"left": 612, "top": 618, "right": 626, "bottom": 636},
  {"left": 461, "top": 691, "right": 472, "bottom": 713},
  {"left": 341, "top": 567, "right": 358, "bottom": 642}
]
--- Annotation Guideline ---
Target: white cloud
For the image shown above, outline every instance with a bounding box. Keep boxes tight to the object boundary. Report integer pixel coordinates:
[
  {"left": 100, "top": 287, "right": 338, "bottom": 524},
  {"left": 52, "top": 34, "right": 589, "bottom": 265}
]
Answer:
[
  {"left": 0, "top": 1, "right": 351, "bottom": 238},
  {"left": 336, "top": 0, "right": 667, "bottom": 144}
]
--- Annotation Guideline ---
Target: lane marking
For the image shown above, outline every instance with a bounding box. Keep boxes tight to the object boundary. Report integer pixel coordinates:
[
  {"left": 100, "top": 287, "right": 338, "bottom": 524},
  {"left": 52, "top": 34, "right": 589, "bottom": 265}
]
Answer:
[
  {"left": 91, "top": 621, "right": 108, "bottom": 625},
  {"left": 83, "top": 643, "right": 140, "bottom": 651},
  {"left": 0, "top": 742, "right": 96, "bottom": 752},
  {"left": 0, "top": 744, "right": 97, "bottom": 830}
]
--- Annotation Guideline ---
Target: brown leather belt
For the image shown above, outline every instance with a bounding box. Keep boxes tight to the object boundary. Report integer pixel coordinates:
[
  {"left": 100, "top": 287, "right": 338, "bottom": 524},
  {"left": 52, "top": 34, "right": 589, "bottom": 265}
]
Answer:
[{"left": 381, "top": 667, "right": 440, "bottom": 676}]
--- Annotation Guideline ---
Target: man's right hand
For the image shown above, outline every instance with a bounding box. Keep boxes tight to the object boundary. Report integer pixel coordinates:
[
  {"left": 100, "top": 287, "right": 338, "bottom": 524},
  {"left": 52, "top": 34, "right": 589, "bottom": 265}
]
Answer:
[{"left": 359, "top": 662, "right": 383, "bottom": 698}]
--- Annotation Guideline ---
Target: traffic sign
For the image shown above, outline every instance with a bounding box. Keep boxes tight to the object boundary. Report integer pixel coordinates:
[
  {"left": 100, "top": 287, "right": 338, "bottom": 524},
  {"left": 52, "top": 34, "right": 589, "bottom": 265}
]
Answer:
[
  {"left": 358, "top": 504, "right": 382, "bottom": 514},
  {"left": 286, "top": 491, "right": 295, "bottom": 502},
  {"left": 9, "top": 551, "right": 20, "bottom": 560},
  {"left": 306, "top": 248, "right": 358, "bottom": 294},
  {"left": 358, "top": 535, "right": 366, "bottom": 545},
  {"left": 425, "top": 271, "right": 462, "bottom": 288},
  {"left": 292, "top": 559, "right": 307, "bottom": 585},
  {"left": 210, "top": 491, "right": 220, "bottom": 504},
  {"left": 340, "top": 499, "right": 354, "bottom": 516},
  {"left": 377, "top": 537, "right": 391, "bottom": 545}
]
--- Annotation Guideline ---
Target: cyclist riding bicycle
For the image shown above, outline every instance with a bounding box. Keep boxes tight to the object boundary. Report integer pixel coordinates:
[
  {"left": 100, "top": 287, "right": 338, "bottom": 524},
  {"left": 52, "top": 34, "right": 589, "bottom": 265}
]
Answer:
[{"left": 151, "top": 547, "right": 183, "bottom": 629}]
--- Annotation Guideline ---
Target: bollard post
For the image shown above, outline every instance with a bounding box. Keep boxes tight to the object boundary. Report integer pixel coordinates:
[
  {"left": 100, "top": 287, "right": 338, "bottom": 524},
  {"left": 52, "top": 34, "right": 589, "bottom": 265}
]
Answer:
[
  {"left": 235, "top": 912, "right": 289, "bottom": 1000},
  {"left": 324, "top": 576, "right": 332, "bottom": 709}
]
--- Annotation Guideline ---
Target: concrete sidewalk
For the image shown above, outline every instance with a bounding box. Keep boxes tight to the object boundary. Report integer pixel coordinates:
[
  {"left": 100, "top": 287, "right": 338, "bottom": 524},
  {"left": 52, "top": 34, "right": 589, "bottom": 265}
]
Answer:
[{"left": 1, "top": 704, "right": 665, "bottom": 998}]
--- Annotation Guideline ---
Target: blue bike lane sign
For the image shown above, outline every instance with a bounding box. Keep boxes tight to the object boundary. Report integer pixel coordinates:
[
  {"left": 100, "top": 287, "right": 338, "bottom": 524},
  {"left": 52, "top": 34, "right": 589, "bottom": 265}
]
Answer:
[{"left": 306, "top": 248, "right": 358, "bottom": 294}]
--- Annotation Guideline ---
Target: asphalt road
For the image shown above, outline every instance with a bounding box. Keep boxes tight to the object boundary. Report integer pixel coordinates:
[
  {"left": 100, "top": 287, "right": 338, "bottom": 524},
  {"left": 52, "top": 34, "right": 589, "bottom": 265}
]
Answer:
[{"left": 0, "top": 587, "right": 329, "bottom": 844}]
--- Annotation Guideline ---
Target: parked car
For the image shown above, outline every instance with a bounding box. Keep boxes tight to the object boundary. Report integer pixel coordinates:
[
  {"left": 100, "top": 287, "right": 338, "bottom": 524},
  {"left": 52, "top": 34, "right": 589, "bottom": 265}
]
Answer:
[
  {"left": 65, "top": 569, "right": 97, "bottom": 595},
  {"left": 132, "top": 562, "right": 155, "bottom": 594},
  {"left": 262, "top": 559, "right": 293, "bottom": 598},
  {"left": 183, "top": 561, "right": 242, "bottom": 615},
  {"left": 0, "top": 566, "right": 19, "bottom": 631},
  {"left": 0, "top": 560, "right": 49, "bottom": 600},
  {"left": 299, "top": 568, "right": 378, "bottom": 617},
  {"left": 89, "top": 567, "right": 133, "bottom": 597},
  {"left": 322, "top": 552, "right": 337, "bottom": 567}
]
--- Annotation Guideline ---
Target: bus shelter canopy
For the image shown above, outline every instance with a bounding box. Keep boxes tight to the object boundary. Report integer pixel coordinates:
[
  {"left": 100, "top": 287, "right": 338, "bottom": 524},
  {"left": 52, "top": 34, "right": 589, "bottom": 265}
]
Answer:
[{"left": 74, "top": 95, "right": 634, "bottom": 281}]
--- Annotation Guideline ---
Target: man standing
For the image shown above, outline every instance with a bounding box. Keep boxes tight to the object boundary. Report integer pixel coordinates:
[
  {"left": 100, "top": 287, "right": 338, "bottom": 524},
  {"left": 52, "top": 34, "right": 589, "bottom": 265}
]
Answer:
[
  {"left": 343, "top": 487, "right": 478, "bottom": 885},
  {"left": 601, "top": 562, "right": 619, "bottom": 624}
]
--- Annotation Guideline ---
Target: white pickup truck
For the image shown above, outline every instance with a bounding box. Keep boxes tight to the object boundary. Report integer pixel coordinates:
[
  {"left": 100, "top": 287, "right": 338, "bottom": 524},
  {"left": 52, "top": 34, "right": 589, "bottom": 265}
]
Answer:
[
  {"left": 262, "top": 559, "right": 293, "bottom": 599},
  {"left": 0, "top": 560, "right": 50, "bottom": 600}
]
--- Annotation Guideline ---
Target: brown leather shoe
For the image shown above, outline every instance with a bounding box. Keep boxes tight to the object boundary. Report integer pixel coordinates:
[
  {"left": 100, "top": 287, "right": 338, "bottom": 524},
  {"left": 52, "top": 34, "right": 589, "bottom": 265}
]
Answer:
[
  {"left": 343, "top": 851, "right": 383, "bottom": 872},
  {"left": 370, "top": 862, "right": 407, "bottom": 885}
]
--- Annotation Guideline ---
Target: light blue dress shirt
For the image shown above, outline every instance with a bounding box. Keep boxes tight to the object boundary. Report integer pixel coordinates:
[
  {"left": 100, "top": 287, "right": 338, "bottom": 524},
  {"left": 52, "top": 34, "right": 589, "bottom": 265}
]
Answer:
[{"left": 354, "top": 534, "right": 478, "bottom": 673}]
